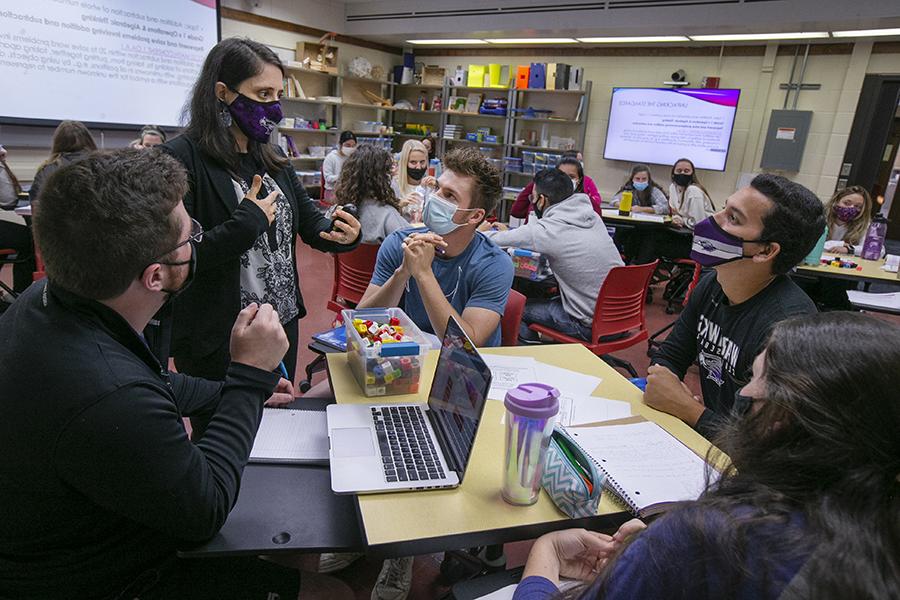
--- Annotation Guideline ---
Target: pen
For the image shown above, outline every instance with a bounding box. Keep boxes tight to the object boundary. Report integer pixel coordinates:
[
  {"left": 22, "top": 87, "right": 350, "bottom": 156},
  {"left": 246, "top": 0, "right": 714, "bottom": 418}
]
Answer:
[{"left": 277, "top": 361, "right": 290, "bottom": 380}]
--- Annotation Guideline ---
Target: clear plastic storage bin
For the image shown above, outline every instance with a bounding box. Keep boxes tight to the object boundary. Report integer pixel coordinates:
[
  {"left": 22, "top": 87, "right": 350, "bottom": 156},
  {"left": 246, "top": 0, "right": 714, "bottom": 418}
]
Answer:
[{"left": 342, "top": 308, "right": 429, "bottom": 397}]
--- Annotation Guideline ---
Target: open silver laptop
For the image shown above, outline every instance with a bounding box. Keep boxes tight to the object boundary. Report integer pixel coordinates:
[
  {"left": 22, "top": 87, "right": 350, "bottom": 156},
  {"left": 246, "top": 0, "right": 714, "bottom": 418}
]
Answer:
[{"left": 327, "top": 316, "right": 492, "bottom": 494}]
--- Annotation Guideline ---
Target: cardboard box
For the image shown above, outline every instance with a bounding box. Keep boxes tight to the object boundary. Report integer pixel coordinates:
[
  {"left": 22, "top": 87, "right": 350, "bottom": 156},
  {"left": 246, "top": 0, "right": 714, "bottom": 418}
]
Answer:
[{"left": 297, "top": 42, "right": 338, "bottom": 74}]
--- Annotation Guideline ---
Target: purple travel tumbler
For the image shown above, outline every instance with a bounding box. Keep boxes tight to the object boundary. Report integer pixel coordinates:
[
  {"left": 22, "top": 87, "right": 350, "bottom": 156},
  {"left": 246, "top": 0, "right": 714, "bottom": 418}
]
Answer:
[{"left": 502, "top": 383, "right": 560, "bottom": 506}]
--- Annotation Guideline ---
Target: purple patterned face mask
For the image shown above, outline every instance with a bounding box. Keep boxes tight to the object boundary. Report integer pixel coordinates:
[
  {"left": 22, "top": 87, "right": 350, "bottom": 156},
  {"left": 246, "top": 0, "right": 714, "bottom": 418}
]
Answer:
[
  {"left": 226, "top": 92, "right": 283, "bottom": 142},
  {"left": 690, "top": 216, "right": 767, "bottom": 267},
  {"left": 833, "top": 204, "right": 862, "bottom": 223}
]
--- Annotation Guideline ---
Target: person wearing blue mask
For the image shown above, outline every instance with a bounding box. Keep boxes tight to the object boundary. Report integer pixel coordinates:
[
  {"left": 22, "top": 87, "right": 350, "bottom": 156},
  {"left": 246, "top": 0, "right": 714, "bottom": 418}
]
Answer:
[
  {"left": 355, "top": 146, "right": 513, "bottom": 598},
  {"left": 644, "top": 174, "right": 824, "bottom": 440},
  {"left": 358, "top": 146, "right": 514, "bottom": 348},
  {"left": 610, "top": 164, "right": 669, "bottom": 215}
]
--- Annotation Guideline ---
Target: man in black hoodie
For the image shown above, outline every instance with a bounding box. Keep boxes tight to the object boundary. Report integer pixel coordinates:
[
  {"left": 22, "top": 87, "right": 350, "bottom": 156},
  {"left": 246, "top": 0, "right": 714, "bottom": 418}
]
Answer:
[{"left": 0, "top": 149, "right": 297, "bottom": 599}]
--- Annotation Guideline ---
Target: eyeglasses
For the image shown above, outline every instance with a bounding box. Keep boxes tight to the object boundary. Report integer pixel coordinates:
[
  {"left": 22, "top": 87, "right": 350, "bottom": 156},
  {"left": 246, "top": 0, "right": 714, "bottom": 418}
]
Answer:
[{"left": 150, "top": 218, "right": 203, "bottom": 264}]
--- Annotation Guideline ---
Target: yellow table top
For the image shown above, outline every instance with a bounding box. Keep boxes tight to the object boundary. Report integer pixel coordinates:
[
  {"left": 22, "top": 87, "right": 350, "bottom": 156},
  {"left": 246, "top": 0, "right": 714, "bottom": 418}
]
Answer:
[
  {"left": 327, "top": 344, "right": 715, "bottom": 548},
  {"left": 795, "top": 256, "right": 897, "bottom": 284},
  {"left": 599, "top": 209, "right": 672, "bottom": 225}
]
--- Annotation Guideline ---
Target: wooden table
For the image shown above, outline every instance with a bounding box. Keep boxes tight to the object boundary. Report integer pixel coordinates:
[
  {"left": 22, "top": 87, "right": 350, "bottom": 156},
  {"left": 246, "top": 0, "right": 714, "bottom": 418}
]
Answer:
[
  {"left": 599, "top": 208, "right": 673, "bottom": 227},
  {"left": 329, "top": 344, "right": 715, "bottom": 557}
]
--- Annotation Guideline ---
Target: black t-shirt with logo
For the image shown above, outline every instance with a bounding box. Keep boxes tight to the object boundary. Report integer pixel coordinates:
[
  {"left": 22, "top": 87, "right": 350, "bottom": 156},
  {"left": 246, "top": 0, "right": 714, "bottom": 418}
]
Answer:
[{"left": 652, "top": 271, "right": 816, "bottom": 440}]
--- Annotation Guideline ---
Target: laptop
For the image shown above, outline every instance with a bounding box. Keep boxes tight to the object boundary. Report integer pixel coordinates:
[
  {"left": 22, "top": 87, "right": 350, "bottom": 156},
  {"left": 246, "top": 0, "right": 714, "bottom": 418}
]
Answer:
[{"left": 327, "top": 316, "right": 492, "bottom": 494}]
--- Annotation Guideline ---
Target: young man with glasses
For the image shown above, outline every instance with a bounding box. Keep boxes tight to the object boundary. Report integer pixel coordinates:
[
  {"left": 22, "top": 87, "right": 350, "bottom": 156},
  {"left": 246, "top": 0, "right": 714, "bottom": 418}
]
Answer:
[{"left": 0, "top": 149, "right": 300, "bottom": 599}]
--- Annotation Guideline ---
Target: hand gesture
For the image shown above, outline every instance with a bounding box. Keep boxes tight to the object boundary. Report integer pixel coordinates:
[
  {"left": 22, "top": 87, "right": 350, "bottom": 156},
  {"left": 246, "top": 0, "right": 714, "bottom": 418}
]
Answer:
[
  {"left": 546, "top": 529, "right": 617, "bottom": 581},
  {"left": 671, "top": 215, "right": 685, "bottom": 228},
  {"left": 229, "top": 303, "right": 289, "bottom": 372},
  {"left": 831, "top": 245, "right": 850, "bottom": 255},
  {"left": 245, "top": 174, "right": 278, "bottom": 225},
  {"left": 264, "top": 377, "right": 295, "bottom": 407},
  {"left": 319, "top": 208, "right": 360, "bottom": 244},
  {"left": 420, "top": 175, "right": 437, "bottom": 189},
  {"left": 644, "top": 364, "right": 704, "bottom": 424}
]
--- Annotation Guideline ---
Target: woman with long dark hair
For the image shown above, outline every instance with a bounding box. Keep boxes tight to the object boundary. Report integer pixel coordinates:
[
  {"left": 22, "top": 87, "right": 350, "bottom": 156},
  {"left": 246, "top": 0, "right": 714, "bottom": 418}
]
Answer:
[
  {"left": 668, "top": 157, "right": 714, "bottom": 229},
  {"left": 162, "top": 37, "right": 360, "bottom": 387},
  {"left": 28, "top": 120, "right": 97, "bottom": 206},
  {"left": 514, "top": 312, "right": 900, "bottom": 599},
  {"left": 336, "top": 144, "right": 407, "bottom": 244}
]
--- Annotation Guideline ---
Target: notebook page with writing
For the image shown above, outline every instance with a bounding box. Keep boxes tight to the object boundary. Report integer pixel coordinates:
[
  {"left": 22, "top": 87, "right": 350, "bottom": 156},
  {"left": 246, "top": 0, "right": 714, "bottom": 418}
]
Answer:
[
  {"left": 250, "top": 409, "right": 329, "bottom": 464},
  {"left": 567, "top": 421, "right": 709, "bottom": 516}
]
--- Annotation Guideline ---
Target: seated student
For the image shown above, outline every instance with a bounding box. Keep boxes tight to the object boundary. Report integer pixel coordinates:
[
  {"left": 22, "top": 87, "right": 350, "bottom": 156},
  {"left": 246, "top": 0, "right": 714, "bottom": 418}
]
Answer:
[
  {"left": 358, "top": 146, "right": 514, "bottom": 347},
  {"left": 513, "top": 312, "right": 900, "bottom": 600},
  {"left": 391, "top": 139, "right": 437, "bottom": 221},
  {"left": 337, "top": 144, "right": 408, "bottom": 244},
  {"left": 28, "top": 120, "right": 97, "bottom": 207},
  {"left": 822, "top": 185, "right": 873, "bottom": 255},
  {"left": 629, "top": 158, "right": 714, "bottom": 265},
  {"left": 131, "top": 124, "right": 167, "bottom": 149},
  {"left": 322, "top": 131, "right": 357, "bottom": 202},
  {"left": 0, "top": 145, "right": 34, "bottom": 296},
  {"left": 609, "top": 164, "right": 669, "bottom": 215},
  {"left": 343, "top": 146, "right": 513, "bottom": 598},
  {"left": 479, "top": 167, "right": 623, "bottom": 342},
  {"left": 0, "top": 149, "right": 301, "bottom": 599},
  {"left": 421, "top": 134, "right": 437, "bottom": 160},
  {"left": 644, "top": 174, "right": 825, "bottom": 440},
  {"left": 668, "top": 157, "right": 714, "bottom": 229},
  {"left": 510, "top": 153, "right": 602, "bottom": 221}
]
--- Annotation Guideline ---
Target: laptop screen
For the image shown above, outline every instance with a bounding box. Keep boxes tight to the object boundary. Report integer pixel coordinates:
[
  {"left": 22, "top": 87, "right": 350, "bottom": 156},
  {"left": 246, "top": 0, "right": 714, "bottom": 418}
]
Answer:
[{"left": 426, "top": 317, "right": 492, "bottom": 478}]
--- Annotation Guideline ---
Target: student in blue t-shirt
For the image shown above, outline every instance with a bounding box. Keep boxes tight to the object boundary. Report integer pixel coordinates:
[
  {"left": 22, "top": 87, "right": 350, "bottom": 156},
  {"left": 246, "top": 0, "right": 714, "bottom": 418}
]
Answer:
[
  {"left": 359, "top": 146, "right": 513, "bottom": 348},
  {"left": 512, "top": 312, "right": 900, "bottom": 600}
]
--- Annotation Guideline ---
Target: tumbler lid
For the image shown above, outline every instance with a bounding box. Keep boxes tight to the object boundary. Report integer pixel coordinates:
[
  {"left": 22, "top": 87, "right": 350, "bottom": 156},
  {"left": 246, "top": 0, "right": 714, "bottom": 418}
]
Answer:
[{"left": 504, "top": 383, "right": 560, "bottom": 419}]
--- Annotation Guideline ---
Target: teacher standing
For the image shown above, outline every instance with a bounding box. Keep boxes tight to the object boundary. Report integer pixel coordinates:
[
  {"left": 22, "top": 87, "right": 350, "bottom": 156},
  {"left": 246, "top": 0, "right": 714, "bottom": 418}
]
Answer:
[{"left": 163, "top": 38, "right": 360, "bottom": 383}]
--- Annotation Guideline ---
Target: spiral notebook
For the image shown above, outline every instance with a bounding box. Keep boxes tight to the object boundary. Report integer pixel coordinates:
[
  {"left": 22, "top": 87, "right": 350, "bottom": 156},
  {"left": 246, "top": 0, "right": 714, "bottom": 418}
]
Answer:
[
  {"left": 564, "top": 418, "right": 711, "bottom": 518},
  {"left": 249, "top": 408, "right": 329, "bottom": 465}
]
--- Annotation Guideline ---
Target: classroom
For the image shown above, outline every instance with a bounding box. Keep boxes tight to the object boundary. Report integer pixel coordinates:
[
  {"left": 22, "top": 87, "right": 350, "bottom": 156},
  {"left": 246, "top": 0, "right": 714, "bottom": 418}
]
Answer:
[{"left": 1, "top": 1, "right": 899, "bottom": 599}]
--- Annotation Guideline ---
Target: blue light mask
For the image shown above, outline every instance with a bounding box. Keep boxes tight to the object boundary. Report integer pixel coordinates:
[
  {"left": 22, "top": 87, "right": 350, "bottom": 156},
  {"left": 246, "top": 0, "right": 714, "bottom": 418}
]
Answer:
[{"left": 422, "top": 191, "right": 480, "bottom": 235}]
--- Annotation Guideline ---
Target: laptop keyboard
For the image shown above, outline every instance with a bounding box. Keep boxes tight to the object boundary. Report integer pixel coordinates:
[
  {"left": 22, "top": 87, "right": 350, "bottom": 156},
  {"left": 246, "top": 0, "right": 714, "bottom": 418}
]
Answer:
[{"left": 372, "top": 406, "right": 446, "bottom": 483}]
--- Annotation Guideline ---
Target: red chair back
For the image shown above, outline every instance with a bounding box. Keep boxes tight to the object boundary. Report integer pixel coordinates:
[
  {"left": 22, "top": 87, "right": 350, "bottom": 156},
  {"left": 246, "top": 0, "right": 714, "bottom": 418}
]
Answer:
[
  {"left": 327, "top": 243, "right": 380, "bottom": 314},
  {"left": 590, "top": 260, "right": 658, "bottom": 344},
  {"left": 500, "top": 289, "right": 526, "bottom": 347}
]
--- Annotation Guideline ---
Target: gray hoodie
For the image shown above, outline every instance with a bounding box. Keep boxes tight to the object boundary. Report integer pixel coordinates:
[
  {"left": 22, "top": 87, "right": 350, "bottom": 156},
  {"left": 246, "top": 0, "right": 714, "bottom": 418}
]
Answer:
[{"left": 484, "top": 193, "right": 624, "bottom": 325}]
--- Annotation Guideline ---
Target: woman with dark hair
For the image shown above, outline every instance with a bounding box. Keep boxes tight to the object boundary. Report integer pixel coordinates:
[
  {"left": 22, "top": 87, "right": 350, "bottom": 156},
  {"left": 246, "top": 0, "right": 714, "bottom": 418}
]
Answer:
[
  {"left": 162, "top": 37, "right": 361, "bottom": 388},
  {"left": 323, "top": 131, "right": 357, "bottom": 202},
  {"left": 336, "top": 144, "right": 407, "bottom": 244},
  {"left": 669, "top": 157, "right": 714, "bottom": 229},
  {"left": 610, "top": 164, "right": 668, "bottom": 215},
  {"left": 514, "top": 311, "right": 900, "bottom": 600},
  {"left": 28, "top": 120, "right": 97, "bottom": 205},
  {"left": 511, "top": 153, "right": 602, "bottom": 221}
]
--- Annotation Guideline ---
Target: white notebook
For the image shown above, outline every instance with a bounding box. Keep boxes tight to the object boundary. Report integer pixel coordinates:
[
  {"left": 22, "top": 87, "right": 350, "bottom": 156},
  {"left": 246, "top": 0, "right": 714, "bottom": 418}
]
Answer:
[
  {"left": 565, "top": 420, "right": 712, "bottom": 517},
  {"left": 250, "top": 408, "right": 329, "bottom": 465}
]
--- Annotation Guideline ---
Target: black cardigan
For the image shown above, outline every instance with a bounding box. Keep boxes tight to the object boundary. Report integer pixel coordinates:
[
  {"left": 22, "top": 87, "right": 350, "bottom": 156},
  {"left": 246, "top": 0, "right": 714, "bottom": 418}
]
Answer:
[{"left": 161, "top": 135, "right": 358, "bottom": 360}]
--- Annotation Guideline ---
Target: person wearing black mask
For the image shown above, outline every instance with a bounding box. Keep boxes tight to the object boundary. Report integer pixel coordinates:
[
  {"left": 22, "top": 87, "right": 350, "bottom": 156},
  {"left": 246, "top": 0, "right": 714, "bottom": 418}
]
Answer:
[
  {"left": 0, "top": 149, "right": 302, "bottom": 599},
  {"left": 161, "top": 38, "right": 361, "bottom": 394}
]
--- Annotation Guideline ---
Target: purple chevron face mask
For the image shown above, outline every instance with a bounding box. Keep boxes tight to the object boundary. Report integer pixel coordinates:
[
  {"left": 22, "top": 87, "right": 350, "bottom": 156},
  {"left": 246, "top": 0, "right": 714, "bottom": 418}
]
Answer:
[
  {"left": 690, "top": 216, "right": 768, "bottom": 267},
  {"left": 227, "top": 92, "right": 283, "bottom": 142}
]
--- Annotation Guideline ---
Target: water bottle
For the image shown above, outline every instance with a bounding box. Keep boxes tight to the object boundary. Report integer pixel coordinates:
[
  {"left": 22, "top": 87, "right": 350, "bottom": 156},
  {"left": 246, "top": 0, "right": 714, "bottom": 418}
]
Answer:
[
  {"left": 860, "top": 214, "right": 887, "bottom": 261},
  {"left": 502, "top": 383, "right": 559, "bottom": 506},
  {"left": 803, "top": 226, "right": 828, "bottom": 265},
  {"left": 618, "top": 190, "right": 633, "bottom": 216}
]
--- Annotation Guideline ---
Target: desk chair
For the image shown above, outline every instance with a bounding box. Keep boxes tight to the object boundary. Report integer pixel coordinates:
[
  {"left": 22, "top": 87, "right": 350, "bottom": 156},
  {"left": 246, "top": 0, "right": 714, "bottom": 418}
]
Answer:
[
  {"left": 527, "top": 261, "right": 658, "bottom": 378},
  {"left": 0, "top": 248, "right": 28, "bottom": 298},
  {"left": 298, "top": 243, "right": 380, "bottom": 392},
  {"left": 500, "top": 289, "right": 526, "bottom": 347},
  {"left": 647, "top": 261, "right": 702, "bottom": 356}
]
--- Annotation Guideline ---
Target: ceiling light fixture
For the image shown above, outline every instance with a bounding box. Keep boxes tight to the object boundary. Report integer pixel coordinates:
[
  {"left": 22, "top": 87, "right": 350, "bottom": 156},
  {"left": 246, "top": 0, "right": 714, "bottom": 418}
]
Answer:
[
  {"left": 577, "top": 36, "right": 689, "bottom": 43},
  {"left": 831, "top": 28, "right": 900, "bottom": 38},
  {"left": 690, "top": 32, "right": 829, "bottom": 41},
  {"left": 406, "top": 39, "right": 489, "bottom": 45},
  {"left": 484, "top": 38, "right": 579, "bottom": 44}
]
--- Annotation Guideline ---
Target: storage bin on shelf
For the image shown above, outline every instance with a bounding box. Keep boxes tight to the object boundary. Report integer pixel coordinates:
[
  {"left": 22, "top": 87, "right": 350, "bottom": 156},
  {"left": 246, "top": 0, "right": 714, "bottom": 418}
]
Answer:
[{"left": 342, "top": 308, "right": 429, "bottom": 397}]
